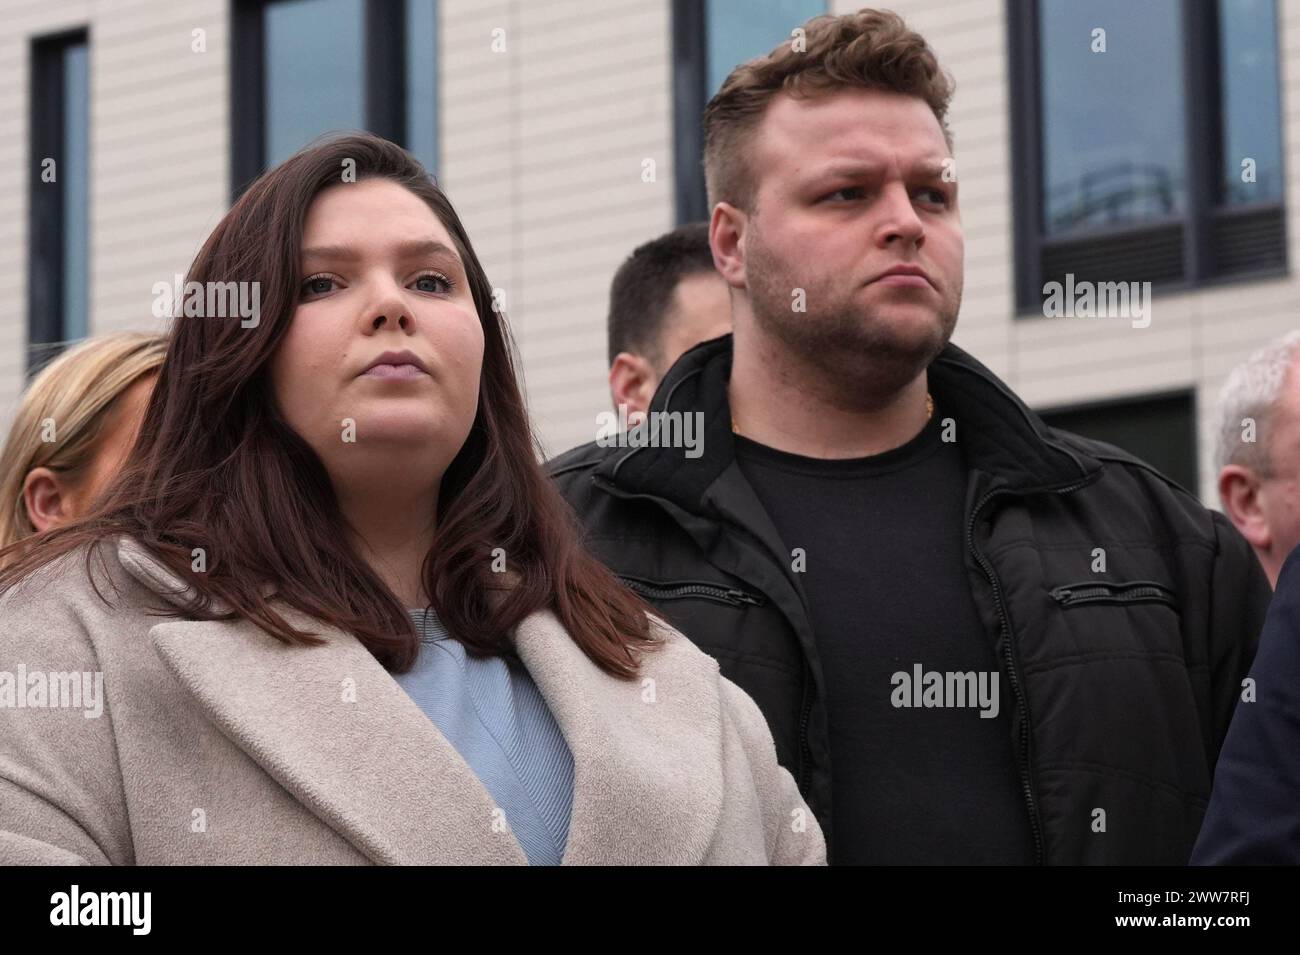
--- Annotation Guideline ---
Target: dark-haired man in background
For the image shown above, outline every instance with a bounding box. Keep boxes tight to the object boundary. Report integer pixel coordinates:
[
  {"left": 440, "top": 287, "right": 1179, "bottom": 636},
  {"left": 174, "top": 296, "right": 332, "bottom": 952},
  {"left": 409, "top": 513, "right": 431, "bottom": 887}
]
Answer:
[{"left": 607, "top": 222, "right": 730, "bottom": 417}]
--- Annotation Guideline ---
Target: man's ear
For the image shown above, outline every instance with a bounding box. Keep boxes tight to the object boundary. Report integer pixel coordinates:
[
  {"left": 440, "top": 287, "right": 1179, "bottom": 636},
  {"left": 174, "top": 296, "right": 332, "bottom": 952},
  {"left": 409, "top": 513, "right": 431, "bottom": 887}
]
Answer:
[
  {"left": 710, "top": 201, "right": 748, "bottom": 291},
  {"left": 1219, "top": 464, "right": 1272, "bottom": 552},
  {"left": 609, "top": 352, "right": 659, "bottom": 419},
  {"left": 21, "top": 467, "right": 71, "bottom": 534}
]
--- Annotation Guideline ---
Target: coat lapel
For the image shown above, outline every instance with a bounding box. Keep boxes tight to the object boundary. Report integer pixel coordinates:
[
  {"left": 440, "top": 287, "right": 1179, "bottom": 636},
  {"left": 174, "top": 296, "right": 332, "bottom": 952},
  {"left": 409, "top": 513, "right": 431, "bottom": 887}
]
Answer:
[
  {"left": 513, "top": 610, "right": 725, "bottom": 864},
  {"left": 117, "top": 536, "right": 724, "bottom": 865}
]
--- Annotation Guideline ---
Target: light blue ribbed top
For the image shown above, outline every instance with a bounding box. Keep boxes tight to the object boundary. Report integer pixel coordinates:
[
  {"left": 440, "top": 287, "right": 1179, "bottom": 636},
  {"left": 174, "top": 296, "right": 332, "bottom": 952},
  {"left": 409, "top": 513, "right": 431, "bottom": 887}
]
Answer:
[{"left": 393, "top": 607, "right": 574, "bottom": 865}]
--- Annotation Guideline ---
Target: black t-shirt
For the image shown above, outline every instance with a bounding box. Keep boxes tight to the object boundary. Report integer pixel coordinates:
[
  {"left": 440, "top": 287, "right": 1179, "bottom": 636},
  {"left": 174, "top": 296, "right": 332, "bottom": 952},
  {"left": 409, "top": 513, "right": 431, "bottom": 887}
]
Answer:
[{"left": 734, "top": 410, "right": 1035, "bottom": 864}]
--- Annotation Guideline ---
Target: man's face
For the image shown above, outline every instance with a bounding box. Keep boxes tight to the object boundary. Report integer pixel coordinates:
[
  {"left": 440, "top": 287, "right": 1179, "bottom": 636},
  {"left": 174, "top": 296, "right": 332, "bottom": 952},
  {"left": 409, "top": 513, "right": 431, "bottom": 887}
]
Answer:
[
  {"left": 609, "top": 269, "right": 730, "bottom": 417},
  {"left": 737, "top": 87, "right": 963, "bottom": 404},
  {"left": 655, "top": 271, "right": 732, "bottom": 376},
  {"left": 1257, "top": 366, "right": 1300, "bottom": 576}
]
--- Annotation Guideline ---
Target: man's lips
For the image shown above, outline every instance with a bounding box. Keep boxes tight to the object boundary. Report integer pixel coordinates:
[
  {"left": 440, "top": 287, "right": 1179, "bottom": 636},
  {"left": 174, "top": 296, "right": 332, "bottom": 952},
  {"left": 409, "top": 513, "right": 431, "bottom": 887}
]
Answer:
[
  {"left": 872, "top": 273, "right": 932, "bottom": 288},
  {"left": 868, "top": 265, "right": 935, "bottom": 289}
]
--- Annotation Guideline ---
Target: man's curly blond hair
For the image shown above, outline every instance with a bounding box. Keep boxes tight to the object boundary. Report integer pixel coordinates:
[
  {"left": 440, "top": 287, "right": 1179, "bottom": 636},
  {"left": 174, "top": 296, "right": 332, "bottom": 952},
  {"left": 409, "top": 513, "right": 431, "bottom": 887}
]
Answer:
[{"left": 702, "top": 8, "right": 955, "bottom": 213}]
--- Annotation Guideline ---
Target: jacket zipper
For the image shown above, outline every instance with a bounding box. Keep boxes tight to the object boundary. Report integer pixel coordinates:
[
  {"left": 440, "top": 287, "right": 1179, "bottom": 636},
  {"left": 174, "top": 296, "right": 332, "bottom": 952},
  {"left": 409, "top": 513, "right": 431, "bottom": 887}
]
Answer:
[
  {"left": 966, "top": 477, "right": 1092, "bottom": 866},
  {"left": 1050, "top": 581, "right": 1177, "bottom": 607},
  {"left": 796, "top": 659, "right": 814, "bottom": 796},
  {"left": 617, "top": 575, "right": 766, "bottom": 607}
]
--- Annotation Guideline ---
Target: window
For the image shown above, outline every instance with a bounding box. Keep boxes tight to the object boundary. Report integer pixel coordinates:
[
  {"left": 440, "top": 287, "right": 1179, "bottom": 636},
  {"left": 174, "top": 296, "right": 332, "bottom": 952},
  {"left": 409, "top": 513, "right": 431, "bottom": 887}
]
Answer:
[
  {"left": 29, "top": 29, "right": 89, "bottom": 375},
  {"left": 1038, "top": 391, "right": 1198, "bottom": 493},
  {"left": 263, "top": 0, "right": 366, "bottom": 169},
  {"left": 231, "top": 0, "right": 437, "bottom": 198},
  {"left": 671, "top": 0, "right": 826, "bottom": 224},
  {"left": 1008, "top": 0, "right": 1287, "bottom": 312}
]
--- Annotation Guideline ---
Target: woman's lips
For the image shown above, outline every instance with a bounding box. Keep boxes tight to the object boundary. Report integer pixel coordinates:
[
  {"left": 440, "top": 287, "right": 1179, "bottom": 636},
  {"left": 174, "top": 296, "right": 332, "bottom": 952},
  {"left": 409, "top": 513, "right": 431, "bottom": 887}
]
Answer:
[{"left": 361, "top": 363, "right": 428, "bottom": 379}]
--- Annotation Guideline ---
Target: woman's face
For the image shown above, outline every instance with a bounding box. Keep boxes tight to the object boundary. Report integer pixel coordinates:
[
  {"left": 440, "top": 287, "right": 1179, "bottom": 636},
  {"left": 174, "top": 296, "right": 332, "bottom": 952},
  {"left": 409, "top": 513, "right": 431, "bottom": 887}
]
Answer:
[{"left": 269, "top": 179, "right": 485, "bottom": 492}]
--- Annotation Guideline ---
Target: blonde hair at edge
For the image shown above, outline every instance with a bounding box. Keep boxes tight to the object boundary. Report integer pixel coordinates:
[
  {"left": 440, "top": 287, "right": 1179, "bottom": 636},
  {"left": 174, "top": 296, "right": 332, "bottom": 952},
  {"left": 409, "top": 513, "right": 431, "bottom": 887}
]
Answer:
[{"left": 0, "top": 332, "right": 166, "bottom": 561}]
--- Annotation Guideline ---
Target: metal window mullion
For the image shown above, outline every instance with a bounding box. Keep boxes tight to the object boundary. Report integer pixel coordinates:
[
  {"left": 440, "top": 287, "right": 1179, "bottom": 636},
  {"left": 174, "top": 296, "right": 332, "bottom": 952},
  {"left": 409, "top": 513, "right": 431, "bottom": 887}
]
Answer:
[
  {"left": 1182, "top": 0, "right": 1218, "bottom": 282},
  {"left": 28, "top": 33, "right": 77, "bottom": 374},
  {"left": 365, "top": 0, "right": 406, "bottom": 146},
  {"left": 1009, "top": 0, "right": 1044, "bottom": 313},
  {"left": 671, "top": 0, "right": 708, "bottom": 225},
  {"left": 229, "top": 0, "right": 265, "bottom": 201}
]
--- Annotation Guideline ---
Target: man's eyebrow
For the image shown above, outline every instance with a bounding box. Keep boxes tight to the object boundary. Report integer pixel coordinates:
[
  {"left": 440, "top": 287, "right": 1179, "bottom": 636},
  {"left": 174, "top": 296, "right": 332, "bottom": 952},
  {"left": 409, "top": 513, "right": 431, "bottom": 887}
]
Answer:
[
  {"left": 300, "top": 239, "right": 464, "bottom": 264},
  {"left": 914, "top": 159, "right": 954, "bottom": 179},
  {"left": 805, "top": 162, "right": 882, "bottom": 181},
  {"left": 809, "top": 159, "right": 953, "bottom": 180}
]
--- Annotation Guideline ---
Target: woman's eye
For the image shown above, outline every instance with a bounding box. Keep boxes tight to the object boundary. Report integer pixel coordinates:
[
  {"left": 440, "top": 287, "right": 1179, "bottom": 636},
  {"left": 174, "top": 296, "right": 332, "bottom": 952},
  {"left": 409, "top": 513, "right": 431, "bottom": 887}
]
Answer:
[
  {"left": 412, "top": 273, "right": 452, "bottom": 294},
  {"left": 302, "top": 275, "right": 336, "bottom": 296}
]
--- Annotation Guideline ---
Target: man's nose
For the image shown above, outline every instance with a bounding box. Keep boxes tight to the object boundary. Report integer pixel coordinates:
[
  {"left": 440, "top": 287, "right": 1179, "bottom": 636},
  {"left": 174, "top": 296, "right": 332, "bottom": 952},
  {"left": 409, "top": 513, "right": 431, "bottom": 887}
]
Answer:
[{"left": 873, "top": 183, "right": 926, "bottom": 248}]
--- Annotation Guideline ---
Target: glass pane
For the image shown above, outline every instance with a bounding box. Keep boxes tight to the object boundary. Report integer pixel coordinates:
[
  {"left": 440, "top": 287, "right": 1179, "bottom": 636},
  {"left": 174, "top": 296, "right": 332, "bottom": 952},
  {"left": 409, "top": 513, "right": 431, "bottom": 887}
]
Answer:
[
  {"left": 706, "top": 0, "right": 826, "bottom": 96},
  {"left": 264, "top": 0, "right": 365, "bottom": 167},
  {"left": 1039, "top": 393, "right": 1197, "bottom": 492},
  {"left": 1037, "top": 0, "right": 1187, "bottom": 236},
  {"left": 63, "top": 41, "right": 89, "bottom": 342},
  {"left": 1219, "top": 0, "right": 1283, "bottom": 205},
  {"left": 405, "top": 0, "right": 437, "bottom": 174}
]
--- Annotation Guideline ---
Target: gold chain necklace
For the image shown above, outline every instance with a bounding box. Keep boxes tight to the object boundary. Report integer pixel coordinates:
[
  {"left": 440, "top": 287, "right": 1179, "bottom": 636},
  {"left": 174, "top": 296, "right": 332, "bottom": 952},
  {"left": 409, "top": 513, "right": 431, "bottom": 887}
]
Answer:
[{"left": 732, "top": 391, "right": 934, "bottom": 436}]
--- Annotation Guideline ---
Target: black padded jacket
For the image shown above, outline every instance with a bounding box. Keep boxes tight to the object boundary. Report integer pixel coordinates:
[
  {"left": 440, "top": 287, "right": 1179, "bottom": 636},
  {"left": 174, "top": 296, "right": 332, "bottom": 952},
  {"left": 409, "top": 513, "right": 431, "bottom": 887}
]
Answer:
[{"left": 548, "top": 334, "right": 1270, "bottom": 864}]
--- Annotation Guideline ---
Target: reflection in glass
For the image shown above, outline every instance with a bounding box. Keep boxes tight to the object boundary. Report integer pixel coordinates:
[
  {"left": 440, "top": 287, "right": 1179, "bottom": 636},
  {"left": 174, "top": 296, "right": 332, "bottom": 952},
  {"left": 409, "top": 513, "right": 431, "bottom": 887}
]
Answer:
[
  {"left": 1218, "top": 0, "right": 1283, "bottom": 205},
  {"left": 706, "top": 0, "right": 826, "bottom": 96},
  {"left": 264, "top": 0, "right": 365, "bottom": 166},
  {"left": 406, "top": 0, "right": 438, "bottom": 174},
  {"left": 63, "top": 41, "right": 88, "bottom": 342},
  {"left": 1038, "top": 0, "right": 1186, "bottom": 236}
]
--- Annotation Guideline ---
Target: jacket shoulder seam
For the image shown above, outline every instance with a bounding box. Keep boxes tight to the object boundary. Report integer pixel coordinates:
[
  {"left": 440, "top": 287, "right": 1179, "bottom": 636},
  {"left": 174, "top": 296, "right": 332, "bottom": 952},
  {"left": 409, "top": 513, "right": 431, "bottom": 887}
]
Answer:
[{"left": 1082, "top": 449, "right": 1200, "bottom": 502}]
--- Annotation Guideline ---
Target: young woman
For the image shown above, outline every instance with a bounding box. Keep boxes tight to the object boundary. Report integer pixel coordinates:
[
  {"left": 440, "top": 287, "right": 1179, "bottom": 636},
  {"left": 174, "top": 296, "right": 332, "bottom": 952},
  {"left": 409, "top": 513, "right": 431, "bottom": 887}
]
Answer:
[
  {"left": 0, "top": 332, "right": 163, "bottom": 564},
  {"left": 0, "top": 132, "right": 824, "bottom": 865}
]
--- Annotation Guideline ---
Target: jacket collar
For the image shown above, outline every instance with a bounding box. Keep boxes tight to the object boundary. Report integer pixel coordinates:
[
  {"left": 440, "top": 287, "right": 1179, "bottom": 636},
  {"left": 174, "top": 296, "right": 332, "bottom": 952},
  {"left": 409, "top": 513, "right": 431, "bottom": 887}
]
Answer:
[
  {"left": 596, "top": 333, "right": 1101, "bottom": 510},
  {"left": 116, "top": 536, "right": 724, "bottom": 865}
]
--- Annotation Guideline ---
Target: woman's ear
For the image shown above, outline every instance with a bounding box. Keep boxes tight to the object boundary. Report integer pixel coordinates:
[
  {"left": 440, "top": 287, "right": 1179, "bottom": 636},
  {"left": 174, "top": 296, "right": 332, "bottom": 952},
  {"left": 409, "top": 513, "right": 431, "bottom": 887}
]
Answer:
[{"left": 21, "top": 467, "right": 72, "bottom": 533}]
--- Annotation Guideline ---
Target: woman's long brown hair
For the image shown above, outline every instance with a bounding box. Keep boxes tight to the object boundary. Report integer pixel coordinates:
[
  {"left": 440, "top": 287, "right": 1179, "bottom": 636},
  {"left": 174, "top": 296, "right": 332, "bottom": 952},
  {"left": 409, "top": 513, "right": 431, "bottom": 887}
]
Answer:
[{"left": 0, "top": 132, "right": 657, "bottom": 677}]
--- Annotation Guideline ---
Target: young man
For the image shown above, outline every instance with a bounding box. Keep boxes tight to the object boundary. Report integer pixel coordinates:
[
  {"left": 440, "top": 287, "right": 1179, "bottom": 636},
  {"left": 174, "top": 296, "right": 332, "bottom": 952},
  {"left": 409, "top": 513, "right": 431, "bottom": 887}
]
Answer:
[
  {"left": 607, "top": 222, "right": 731, "bottom": 417},
  {"left": 549, "top": 8, "right": 1269, "bottom": 864}
]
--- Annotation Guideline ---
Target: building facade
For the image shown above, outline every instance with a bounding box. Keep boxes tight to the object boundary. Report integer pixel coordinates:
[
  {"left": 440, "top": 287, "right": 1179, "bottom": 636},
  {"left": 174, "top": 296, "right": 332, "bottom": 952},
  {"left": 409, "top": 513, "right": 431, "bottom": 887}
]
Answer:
[{"left": 2, "top": 0, "right": 1296, "bottom": 503}]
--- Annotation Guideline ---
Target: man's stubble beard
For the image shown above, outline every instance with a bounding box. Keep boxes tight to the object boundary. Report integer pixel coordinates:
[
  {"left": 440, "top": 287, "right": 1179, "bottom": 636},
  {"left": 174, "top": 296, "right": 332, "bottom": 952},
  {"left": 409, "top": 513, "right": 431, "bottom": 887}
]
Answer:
[{"left": 744, "top": 224, "right": 961, "bottom": 411}]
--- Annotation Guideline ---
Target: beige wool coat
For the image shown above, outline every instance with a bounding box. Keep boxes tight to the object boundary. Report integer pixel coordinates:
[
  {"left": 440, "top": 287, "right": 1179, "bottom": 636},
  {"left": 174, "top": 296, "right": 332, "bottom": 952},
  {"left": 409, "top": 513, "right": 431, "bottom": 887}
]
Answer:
[{"left": 0, "top": 535, "right": 825, "bottom": 865}]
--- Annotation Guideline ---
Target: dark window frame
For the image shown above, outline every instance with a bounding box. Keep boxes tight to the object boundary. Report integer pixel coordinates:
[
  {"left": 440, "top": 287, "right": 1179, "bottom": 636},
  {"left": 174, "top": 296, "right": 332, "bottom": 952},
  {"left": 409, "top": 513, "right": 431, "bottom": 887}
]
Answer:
[
  {"left": 670, "top": 0, "right": 828, "bottom": 226},
  {"left": 28, "top": 27, "right": 89, "bottom": 377},
  {"left": 1037, "top": 388, "right": 1199, "bottom": 493},
  {"left": 229, "top": 0, "right": 409, "bottom": 201},
  {"left": 1007, "top": 0, "right": 1288, "bottom": 314},
  {"left": 671, "top": 0, "right": 708, "bottom": 225}
]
